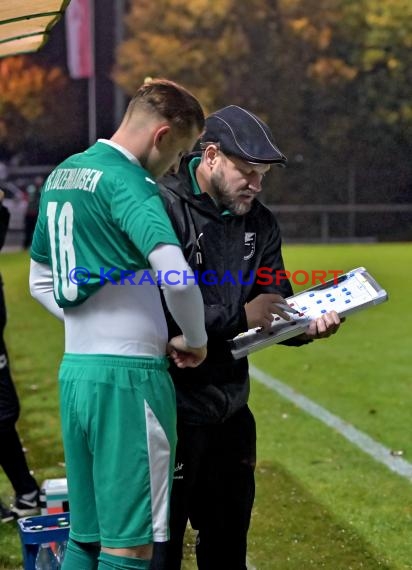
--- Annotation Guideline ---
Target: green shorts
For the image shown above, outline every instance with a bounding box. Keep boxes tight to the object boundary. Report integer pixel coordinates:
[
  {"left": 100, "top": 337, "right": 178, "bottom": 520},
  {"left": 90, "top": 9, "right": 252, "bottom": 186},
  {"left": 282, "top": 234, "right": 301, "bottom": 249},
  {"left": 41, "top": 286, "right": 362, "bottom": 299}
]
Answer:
[{"left": 58, "top": 353, "right": 176, "bottom": 548}]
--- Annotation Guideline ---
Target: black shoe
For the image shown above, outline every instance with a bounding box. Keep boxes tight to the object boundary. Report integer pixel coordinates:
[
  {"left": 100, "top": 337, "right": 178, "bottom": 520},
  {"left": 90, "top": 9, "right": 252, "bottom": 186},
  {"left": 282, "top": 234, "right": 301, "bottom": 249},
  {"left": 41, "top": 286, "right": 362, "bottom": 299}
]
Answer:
[
  {"left": 11, "top": 489, "right": 40, "bottom": 518},
  {"left": 1, "top": 501, "right": 16, "bottom": 523}
]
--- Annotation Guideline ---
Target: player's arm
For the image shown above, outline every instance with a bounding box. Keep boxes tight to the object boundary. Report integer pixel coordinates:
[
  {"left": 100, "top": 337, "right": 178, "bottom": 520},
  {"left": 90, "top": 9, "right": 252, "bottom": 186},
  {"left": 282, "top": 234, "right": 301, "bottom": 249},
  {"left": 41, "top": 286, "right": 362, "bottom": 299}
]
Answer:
[
  {"left": 28, "top": 194, "right": 64, "bottom": 320},
  {"left": 29, "top": 191, "right": 64, "bottom": 320},
  {"left": 29, "top": 260, "right": 64, "bottom": 320},
  {"left": 148, "top": 244, "right": 207, "bottom": 368}
]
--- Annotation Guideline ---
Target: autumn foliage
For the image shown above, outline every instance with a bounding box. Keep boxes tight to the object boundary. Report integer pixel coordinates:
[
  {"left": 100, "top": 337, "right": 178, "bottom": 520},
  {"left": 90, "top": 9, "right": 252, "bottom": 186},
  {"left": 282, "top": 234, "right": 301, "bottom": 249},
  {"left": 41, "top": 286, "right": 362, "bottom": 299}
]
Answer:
[
  {"left": 0, "top": 56, "right": 71, "bottom": 157},
  {"left": 114, "top": 0, "right": 412, "bottom": 208}
]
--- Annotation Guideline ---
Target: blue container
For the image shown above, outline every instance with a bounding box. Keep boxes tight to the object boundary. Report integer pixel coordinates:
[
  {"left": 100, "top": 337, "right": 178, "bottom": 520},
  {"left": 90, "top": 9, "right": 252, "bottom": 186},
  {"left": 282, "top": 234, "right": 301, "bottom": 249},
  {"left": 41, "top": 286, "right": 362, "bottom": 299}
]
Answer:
[{"left": 17, "top": 512, "right": 70, "bottom": 570}]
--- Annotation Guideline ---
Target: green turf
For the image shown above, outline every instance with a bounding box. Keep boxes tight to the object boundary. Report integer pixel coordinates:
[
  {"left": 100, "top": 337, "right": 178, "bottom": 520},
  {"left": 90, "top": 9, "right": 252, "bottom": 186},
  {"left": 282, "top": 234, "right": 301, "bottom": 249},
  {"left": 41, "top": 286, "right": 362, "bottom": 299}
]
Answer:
[
  {"left": 0, "top": 251, "right": 64, "bottom": 570},
  {"left": 0, "top": 245, "right": 411, "bottom": 569},
  {"left": 248, "top": 243, "right": 412, "bottom": 569},
  {"left": 252, "top": 244, "right": 412, "bottom": 453}
]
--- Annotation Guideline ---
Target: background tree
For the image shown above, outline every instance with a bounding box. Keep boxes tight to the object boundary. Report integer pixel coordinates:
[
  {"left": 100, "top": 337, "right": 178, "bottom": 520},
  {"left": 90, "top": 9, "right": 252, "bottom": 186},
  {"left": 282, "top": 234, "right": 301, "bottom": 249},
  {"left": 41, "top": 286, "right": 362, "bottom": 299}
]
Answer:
[
  {"left": 113, "top": 0, "right": 309, "bottom": 203},
  {"left": 114, "top": 0, "right": 412, "bottom": 238},
  {"left": 0, "top": 56, "right": 81, "bottom": 163},
  {"left": 290, "top": 0, "right": 412, "bottom": 204}
]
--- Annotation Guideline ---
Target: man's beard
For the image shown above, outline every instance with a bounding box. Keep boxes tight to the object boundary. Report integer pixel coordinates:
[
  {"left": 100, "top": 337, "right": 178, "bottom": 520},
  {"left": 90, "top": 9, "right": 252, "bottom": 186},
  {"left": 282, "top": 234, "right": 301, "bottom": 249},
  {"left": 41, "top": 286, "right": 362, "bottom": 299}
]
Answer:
[{"left": 210, "top": 170, "right": 252, "bottom": 216}]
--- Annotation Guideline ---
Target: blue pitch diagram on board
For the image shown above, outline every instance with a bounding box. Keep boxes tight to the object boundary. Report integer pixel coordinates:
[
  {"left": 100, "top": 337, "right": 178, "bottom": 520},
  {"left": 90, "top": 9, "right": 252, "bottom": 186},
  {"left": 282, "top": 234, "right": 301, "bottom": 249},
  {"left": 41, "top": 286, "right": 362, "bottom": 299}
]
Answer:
[{"left": 230, "top": 267, "right": 388, "bottom": 359}]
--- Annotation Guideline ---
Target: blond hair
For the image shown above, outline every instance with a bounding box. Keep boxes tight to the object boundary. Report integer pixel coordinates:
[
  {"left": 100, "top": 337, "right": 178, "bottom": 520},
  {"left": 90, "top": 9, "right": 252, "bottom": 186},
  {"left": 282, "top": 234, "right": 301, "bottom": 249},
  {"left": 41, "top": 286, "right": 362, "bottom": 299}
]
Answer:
[{"left": 125, "top": 78, "right": 204, "bottom": 134}]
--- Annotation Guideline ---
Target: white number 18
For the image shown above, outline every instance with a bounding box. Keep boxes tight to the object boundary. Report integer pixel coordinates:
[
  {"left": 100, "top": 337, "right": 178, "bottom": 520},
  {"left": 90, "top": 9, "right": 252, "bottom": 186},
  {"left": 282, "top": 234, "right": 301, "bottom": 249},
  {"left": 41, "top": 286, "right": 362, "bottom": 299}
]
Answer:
[{"left": 46, "top": 201, "right": 77, "bottom": 301}]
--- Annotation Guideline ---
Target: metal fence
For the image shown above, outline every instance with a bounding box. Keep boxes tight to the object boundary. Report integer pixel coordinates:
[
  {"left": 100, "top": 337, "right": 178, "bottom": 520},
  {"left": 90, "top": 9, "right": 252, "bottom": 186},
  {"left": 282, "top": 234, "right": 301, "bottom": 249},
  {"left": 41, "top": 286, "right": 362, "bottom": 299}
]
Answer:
[
  {"left": 267, "top": 204, "right": 412, "bottom": 243},
  {"left": 3, "top": 165, "right": 412, "bottom": 244}
]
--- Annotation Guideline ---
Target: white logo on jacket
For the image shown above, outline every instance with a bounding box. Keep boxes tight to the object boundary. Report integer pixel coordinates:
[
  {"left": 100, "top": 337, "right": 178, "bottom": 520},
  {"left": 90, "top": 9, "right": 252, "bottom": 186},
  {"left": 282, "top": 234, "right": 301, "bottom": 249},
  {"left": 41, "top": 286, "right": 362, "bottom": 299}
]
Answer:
[
  {"left": 0, "top": 354, "right": 7, "bottom": 369},
  {"left": 196, "top": 232, "right": 204, "bottom": 265},
  {"left": 174, "top": 462, "right": 184, "bottom": 480},
  {"left": 244, "top": 232, "right": 256, "bottom": 260}
]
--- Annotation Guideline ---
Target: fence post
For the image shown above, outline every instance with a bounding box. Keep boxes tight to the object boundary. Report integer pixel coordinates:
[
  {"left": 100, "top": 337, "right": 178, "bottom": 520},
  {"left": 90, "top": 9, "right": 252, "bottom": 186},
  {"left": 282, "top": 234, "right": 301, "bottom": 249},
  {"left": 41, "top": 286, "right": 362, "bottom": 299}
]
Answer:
[
  {"left": 320, "top": 212, "right": 329, "bottom": 242},
  {"left": 348, "top": 164, "right": 356, "bottom": 238}
]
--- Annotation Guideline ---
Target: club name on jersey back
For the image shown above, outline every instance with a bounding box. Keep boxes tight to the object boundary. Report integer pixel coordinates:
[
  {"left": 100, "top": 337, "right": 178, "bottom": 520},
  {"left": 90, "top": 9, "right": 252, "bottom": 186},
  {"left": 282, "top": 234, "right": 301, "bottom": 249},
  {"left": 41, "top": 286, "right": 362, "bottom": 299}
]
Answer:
[{"left": 44, "top": 168, "right": 103, "bottom": 194}]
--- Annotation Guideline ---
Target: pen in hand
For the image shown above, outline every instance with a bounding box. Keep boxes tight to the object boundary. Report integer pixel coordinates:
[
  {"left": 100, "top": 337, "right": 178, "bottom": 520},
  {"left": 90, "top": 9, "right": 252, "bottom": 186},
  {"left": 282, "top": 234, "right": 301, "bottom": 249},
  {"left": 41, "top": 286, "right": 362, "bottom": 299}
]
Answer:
[{"left": 274, "top": 303, "right": 300, "bottom": 315}]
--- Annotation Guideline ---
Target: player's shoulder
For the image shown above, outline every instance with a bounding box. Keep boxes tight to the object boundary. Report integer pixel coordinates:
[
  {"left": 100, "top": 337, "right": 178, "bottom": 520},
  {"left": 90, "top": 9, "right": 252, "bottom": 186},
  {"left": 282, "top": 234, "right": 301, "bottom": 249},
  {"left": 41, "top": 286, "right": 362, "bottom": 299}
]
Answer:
[
  {"left": 82, "top": 144, "right": 158, "bottom": 193},
  {"left": 112, "top": 163, "right": 159, "bottom": 199}
]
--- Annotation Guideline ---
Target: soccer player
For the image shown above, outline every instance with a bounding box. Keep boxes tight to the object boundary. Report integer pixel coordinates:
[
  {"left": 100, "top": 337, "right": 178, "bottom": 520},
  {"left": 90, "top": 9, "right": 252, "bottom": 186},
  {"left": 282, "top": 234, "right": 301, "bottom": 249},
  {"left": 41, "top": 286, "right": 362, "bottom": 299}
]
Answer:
[{"left": 29, "top": 79, "right": 208, "bottom": 570}]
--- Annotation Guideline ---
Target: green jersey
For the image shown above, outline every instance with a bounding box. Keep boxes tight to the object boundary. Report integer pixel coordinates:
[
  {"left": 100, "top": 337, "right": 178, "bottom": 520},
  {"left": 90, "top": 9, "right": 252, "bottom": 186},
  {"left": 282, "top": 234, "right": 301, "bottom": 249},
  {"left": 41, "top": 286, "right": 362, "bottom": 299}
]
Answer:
[{"left": 31, "top": 141, "right": 180, "bottom": 308}]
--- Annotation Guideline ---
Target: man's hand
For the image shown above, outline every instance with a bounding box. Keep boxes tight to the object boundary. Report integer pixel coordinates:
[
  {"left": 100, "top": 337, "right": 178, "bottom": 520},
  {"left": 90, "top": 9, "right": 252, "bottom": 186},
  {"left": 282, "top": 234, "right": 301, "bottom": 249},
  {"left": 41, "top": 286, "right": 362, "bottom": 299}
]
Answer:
[
  {"left": 167, "top": 335, "right": 207, "bottom": 368},
  {"left": 301, "top": 310, "right": 342, "bottom": 340},
  {"left": 245, "top": 293, "right": 292, "bottom": 331},
  {"left": 0, "top": 189, "right": 4, "bottom": 203}
]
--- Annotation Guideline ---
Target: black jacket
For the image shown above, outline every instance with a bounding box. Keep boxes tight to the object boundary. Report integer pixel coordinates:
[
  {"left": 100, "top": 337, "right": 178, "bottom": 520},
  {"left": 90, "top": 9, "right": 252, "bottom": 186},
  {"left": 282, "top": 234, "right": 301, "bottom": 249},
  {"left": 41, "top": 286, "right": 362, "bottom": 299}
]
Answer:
[
  {"left": 158, "top": 154, "right": 305, "bottom": 425},
  {"left": 0, "top": 204, "right": 10, "bottom": 252}
]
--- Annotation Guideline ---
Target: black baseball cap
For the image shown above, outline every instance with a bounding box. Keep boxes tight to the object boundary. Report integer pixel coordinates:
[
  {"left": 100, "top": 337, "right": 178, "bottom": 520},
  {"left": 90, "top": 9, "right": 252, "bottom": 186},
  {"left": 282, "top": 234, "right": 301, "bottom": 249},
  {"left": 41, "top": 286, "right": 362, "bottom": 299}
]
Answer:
[{"left": 200, "top": 105, "right": 287, "bottom": 166}]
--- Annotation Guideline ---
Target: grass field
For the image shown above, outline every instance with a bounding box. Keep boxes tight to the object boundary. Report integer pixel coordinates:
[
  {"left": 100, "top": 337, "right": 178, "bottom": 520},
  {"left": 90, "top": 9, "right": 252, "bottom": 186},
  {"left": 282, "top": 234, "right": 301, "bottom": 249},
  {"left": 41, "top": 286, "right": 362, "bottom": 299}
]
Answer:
[{"left": 0, "top": 244, "right": 411, "bottom": 569}]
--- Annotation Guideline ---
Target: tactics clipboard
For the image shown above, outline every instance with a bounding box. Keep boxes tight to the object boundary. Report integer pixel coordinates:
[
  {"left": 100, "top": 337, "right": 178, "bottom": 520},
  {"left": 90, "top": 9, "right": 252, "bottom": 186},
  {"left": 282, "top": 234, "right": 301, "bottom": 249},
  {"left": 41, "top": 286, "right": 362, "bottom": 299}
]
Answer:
[{"left": 229, "top": 267, "right": 388, "bottom": 360}]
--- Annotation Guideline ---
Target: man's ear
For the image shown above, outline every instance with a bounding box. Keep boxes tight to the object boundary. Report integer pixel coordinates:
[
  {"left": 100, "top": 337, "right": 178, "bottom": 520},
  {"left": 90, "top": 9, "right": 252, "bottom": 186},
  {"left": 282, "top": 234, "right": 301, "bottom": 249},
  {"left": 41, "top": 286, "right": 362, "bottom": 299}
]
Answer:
[
  {"left": 153, "top": 124, "right": 171, "bottom": 148},
  {"left": 205, "top": 145, "right": 219, "bottom": 167}
]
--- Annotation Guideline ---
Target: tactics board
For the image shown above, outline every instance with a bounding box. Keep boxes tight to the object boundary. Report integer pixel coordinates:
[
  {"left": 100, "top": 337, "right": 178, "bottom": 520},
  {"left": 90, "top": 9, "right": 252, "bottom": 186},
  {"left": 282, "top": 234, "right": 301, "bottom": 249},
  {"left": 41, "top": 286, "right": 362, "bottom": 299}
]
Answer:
[{"left": 229, "top": 267, "right": 388, "bottom": 359}]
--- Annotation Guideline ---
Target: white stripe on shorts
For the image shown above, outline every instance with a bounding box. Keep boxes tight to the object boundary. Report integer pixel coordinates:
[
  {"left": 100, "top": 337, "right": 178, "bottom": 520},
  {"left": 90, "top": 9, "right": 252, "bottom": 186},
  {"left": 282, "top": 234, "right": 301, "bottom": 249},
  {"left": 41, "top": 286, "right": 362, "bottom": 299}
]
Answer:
[{"left": 144, "top": 400, "right": 171, "bottom": 542}]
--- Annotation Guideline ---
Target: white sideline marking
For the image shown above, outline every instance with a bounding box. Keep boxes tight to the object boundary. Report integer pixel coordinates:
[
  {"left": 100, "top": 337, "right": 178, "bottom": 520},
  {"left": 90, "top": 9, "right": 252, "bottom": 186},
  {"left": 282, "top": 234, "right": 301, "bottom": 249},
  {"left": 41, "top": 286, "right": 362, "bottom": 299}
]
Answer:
[
  {"left": 247, "top": 557, "right": 257, "bottom": 570},
  {"left": 250, "top": 365, "right": 412, "bottom": 480}
]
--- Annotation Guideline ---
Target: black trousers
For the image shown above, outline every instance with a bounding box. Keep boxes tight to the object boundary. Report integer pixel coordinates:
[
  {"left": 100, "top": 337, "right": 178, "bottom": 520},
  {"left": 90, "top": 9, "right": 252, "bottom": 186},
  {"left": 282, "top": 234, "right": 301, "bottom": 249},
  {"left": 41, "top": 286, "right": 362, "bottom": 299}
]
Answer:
[
  {"left": 151, "top": 405, "right": 256, "bottom": 570},
  {"left": 23, "top": 213, "right": 38, "bottom": 249},
  {"left": 0, "top": 277, "right": 38, "bottom": 495}
]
